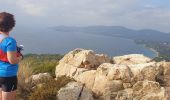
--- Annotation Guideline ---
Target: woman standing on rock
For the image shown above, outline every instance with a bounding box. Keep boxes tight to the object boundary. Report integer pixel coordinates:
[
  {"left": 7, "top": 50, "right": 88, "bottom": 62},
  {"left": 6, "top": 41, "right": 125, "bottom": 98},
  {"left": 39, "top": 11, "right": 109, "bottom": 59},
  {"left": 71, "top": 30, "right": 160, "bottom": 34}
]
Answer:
[{"left": 0, "top": 12, "right": 22, "bottom": 100}]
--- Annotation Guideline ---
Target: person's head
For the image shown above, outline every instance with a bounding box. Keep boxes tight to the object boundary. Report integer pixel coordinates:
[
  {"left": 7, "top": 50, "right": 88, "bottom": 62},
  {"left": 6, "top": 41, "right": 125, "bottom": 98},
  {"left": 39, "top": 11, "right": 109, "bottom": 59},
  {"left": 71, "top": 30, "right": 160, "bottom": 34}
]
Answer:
[{"left": 0, "top": 12, "right": 15, "bottom": 34}]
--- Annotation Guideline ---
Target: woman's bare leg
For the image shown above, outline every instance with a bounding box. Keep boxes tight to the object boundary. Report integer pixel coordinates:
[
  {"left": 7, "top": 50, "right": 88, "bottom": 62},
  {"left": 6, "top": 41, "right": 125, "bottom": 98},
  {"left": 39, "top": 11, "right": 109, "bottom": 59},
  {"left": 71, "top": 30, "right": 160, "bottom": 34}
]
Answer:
[
  {"left": 0, "top": 88, "right": 2, "bottom": 100},
  {"left": 2, "top": 91, "right": 16, "bottom": 100}
]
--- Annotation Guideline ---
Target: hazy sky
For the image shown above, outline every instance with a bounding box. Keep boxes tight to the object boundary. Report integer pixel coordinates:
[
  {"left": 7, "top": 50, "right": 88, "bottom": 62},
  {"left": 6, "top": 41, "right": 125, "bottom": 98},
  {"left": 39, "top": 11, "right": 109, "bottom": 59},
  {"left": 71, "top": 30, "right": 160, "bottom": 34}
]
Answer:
[{"left": 0, "top": 0, "right": 170, "bottom": 32}]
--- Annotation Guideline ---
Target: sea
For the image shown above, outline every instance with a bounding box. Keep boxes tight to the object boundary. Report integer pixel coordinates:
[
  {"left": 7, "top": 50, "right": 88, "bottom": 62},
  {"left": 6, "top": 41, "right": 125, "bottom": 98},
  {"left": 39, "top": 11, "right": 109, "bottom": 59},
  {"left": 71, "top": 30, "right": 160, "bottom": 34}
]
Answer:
[{"left": 11, "top": 27, "right": 156, "bottom": 58}]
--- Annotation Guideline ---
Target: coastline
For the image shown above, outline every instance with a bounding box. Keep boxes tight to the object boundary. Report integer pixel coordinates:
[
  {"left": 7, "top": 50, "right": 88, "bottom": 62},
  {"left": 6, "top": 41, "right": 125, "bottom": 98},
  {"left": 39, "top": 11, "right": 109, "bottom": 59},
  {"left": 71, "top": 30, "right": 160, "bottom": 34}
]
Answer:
[
  {"left": 148, "top": 47, "right": 159, "bottom": 57},
  {"left": 135, "top": 42, "right": 159, "bottom": 58}
]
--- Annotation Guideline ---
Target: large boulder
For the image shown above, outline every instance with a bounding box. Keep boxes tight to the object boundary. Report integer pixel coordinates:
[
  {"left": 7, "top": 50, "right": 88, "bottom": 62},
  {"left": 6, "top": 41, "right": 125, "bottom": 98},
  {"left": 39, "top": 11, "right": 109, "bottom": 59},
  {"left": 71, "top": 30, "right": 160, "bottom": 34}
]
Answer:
[
  {"left": 156, "top": 61, "right": 170, "bottom": 75},
  {"left": 57, "top": 82, "right": 94, "bottom": 100},
  {"left": 55, "top": 49, "right": 111, "bottom": 91},
  {"left": 59, "top": 48, "right": 110, "bottom": 69},
  {"left": 55, "top": 49, "right": 111, "bottom": 83},
  {"left": 93, "top": 81, "right": 123, "bottom": 100},
  {"left": 113, "top": 54, "right": 151, "bottom": 65},
  {"left": 115, "top": 80, "right": 168, "bottom": 100},
  {"left": 26, "top": 73, "right": 52, "bottom": 84},
  {"left": 129, "top": 62, "right": 161, "bottom": 82},
  {"left": 55, "top": 63, "right": 89, "bottom": 78},
  {"left": 132, "top": 80, "right": 168, "bottom": 100},
  {"left": 92, "top": 63, "right": 132, "bottom": 96},
  {"left": 96, "top": 63, "right": 133, "bottom": 82},
  {"left": 74, "top": 70, "right": 96, "bottom": 89}
]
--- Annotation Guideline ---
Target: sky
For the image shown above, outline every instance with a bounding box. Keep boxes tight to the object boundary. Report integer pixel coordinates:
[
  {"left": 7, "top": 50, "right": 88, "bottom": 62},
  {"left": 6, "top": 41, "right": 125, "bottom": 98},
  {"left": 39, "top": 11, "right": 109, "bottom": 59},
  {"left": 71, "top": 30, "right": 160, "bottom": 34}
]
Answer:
[{"left": 0, "top": 0, "right": 170, "bottom": 32}]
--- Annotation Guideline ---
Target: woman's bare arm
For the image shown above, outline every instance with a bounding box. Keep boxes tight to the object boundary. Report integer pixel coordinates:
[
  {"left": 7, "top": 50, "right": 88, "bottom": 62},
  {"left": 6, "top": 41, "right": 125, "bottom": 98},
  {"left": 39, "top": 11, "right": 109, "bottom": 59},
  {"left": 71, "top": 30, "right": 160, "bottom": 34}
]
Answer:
[{"left": 7, "top": 51, "right": 22, "bottom": 64}]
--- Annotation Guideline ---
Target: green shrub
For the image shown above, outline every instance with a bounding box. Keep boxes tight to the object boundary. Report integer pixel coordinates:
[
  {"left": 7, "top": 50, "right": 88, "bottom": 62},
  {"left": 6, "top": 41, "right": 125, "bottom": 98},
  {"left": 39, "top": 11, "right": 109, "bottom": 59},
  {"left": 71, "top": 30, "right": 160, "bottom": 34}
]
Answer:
[
  {"left": 17, "top": 76, "right": 74, "bottom": 100},
  {"left": 32, "top": 61, "right": 58, "bottom": 77},
  {"left": 28, "top": 76, "right": 74, "bottom": 100},
  {"left": 19, "top": 54, "right": 63, "bottom": 78},
  {"left": 17, "top": 54, "right": 65, "bottom": 100}
]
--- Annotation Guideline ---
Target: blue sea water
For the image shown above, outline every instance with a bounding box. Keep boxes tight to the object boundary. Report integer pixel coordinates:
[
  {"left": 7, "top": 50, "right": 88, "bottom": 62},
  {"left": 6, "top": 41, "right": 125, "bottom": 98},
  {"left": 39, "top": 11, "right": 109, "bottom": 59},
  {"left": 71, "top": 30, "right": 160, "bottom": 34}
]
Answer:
[{"left": 12, "top": 27, "right": 156, "bottom": 58}]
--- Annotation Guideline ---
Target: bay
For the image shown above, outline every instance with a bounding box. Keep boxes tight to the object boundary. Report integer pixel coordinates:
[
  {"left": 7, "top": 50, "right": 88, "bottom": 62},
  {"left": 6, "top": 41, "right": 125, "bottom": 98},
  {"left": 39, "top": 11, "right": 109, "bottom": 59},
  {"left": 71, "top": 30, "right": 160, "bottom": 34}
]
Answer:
[{"left": 11, "top": 27, "right": 156, "bottom": 58}]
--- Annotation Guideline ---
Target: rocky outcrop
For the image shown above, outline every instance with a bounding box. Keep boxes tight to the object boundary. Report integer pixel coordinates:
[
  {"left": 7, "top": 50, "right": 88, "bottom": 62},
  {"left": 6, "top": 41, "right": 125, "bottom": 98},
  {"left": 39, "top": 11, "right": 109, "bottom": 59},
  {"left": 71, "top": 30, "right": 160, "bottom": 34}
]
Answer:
[
  {"left": 116, "top": 80, "right": 167, "bottom": 100},
  {"left": 58, "top": 48, "right": 110, "bottom": 69},
  {"left": 113, "top": 54, "right": 151, "bottom": 65},
  {"left": 57, "top": 82, "right": 94, "bottom": 100},
  {"left": 55, "top": 49, "right": 169, "bottom": 100},
  {"left": 157, "top": 61, "right": 170, "bottom": 75},
  {"left": 115, "top": 88, "right": 133, "bottom": 100},
  {"left": 26, "top": 73, "right": 52, "bottom": 84},
  {"left": 92, "top": 63, "right": 132, "bottom": 96},
  {"left": 129, "top": 62, "right": 160, "bottom": 82},
  {"left": 132, "top": 80, "right": 167, "bottom": 100},
  {"left": 55, "top": 48, "right": 111, "bottom": 89}
]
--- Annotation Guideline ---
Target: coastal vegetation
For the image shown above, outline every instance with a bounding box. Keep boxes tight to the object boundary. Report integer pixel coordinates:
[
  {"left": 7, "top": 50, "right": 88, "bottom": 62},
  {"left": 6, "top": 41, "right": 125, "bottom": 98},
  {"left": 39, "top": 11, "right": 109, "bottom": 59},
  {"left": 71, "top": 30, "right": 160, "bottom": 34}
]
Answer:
[
  {"left": 17, "top": 54, "right": 75, "bottom": 100},
  {"left": 18, "top": 54, "right": 63, "bottom": 78},
  {"left": 135, "top": 40, "right": 170, "bottom": 61}
]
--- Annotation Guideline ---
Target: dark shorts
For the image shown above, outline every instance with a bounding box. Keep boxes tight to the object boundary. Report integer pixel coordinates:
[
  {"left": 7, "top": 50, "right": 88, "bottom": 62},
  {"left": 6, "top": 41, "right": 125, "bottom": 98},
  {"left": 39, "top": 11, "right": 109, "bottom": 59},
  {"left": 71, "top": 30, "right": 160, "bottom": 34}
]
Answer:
[{"left": 0, "top": 76, "right": 17, "bottom": 92}]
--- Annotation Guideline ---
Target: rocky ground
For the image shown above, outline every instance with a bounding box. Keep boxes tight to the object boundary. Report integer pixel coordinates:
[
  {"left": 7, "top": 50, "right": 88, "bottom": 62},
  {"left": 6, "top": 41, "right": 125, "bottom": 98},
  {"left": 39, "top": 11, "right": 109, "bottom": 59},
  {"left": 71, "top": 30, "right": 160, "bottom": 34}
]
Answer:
[
  {"left": 164, "top": 68, "right": 170, "bottom": 99},
  {"left": 54, "top": 48, "right": 170, "bottom": 100},
  {"left": 28, "top": 48, "right": 170, "bottom": 100}
]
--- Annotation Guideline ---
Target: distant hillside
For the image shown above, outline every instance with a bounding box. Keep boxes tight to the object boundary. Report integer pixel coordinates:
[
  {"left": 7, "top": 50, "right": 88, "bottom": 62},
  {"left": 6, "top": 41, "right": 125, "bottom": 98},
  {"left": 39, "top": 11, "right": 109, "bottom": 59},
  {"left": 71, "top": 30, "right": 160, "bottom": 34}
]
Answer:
[{"left": 52, "top": 26, "right": 170, "bottom": 42}]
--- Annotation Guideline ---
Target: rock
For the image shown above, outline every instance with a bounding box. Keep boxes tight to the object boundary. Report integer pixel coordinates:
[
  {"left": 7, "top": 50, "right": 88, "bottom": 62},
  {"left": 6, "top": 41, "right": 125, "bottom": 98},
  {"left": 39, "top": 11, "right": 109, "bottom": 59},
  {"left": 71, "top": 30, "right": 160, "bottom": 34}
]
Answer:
[
  {"left": 113, "top": 54, "right": 151, "bottom": 65},
  {"left": 26, "top": 73, "right": 52, "bottom": 84},
  {"left": 74, "top": 70, "right": 96, "bottom": 89},
  {"left": 92, "top": 63, "right": 129, "bottom": 96},
  {"left": 155, "top": 61, "right": 170, "bottom": 86},
  {"left": 57, "top": 82, "right": 94, "bottom": 100},
  {"left": 132, "top": 80, "right": 168, "bottom": 100},
  {"left": 55, "top": 49, "right": 111, "bottom": 89},
  {"left": 93, "top": 79, "right": 123, "bottom": 97},
  {"left": 97, "top": 63, "right": 133, "bottom": 82},
  {"left": 55, "top": 49, "right": 170, "bottom": 99},
  {"left": 115, "top": 88, "right": 133, "bottom": 100},
  {"left": 58, "top": 48, "right": 110, "bottom": 69},
  {"left": 116, "top": 81, "right": 168, "bottom": 100},
  {"left": 129, "top": 62, "right": 160, "bottom": 82},
  {"left": 123, "top": 83, "right": 132, "bottom": 88},
  {"left": 157, "top": 61, "right": 170, "bottom": 75},
  {"left": 55, "top": 63, "right": 88, "bottom": 78},
  {"left": 100, "top": 92, "right": 118, "bottom": 100},
  {"left": 31, "top": 83, "right": 45, "bottom": 90}
]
